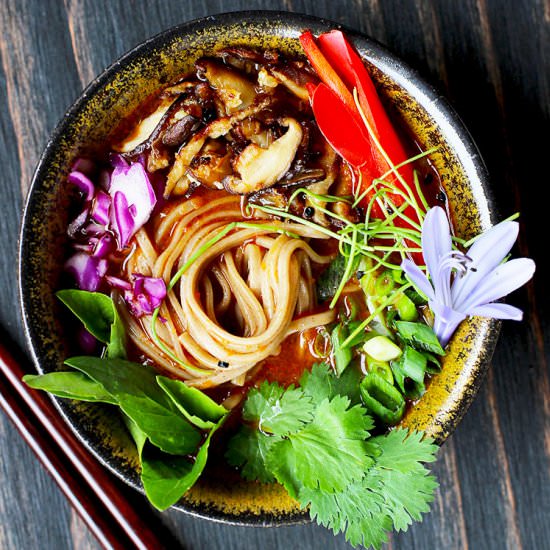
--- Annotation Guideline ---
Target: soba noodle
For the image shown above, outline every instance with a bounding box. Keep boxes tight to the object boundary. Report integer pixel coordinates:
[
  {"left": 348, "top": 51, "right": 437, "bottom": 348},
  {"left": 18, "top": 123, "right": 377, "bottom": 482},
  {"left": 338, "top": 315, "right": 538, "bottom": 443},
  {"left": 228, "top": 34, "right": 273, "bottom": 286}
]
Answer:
[{"left": 120, "top": 195, "right": 336, "bottom": 388}]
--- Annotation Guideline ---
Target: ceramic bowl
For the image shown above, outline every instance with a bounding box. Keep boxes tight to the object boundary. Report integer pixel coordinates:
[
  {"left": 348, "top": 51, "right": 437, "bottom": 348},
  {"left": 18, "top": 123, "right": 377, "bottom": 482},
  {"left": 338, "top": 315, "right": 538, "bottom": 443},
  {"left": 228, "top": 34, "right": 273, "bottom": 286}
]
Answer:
[{"left": 19, "top": 11, "right": 500, "bottom": 525}]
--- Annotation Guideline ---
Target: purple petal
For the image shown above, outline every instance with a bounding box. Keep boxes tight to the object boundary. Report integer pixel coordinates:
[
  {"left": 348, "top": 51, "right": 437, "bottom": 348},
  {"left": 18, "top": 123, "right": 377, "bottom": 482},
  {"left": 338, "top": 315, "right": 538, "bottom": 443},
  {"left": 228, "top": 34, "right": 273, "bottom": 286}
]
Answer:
[
  {"left": 430, "top": 299, "right": 466, "bottom": 347},
  {"left": 91, "top": 190, "right": 111, "bottom": 226},
  {"left": 123, "top": 274, "right": 167, "bottom": 317},
  {"left": 421, "top": 207, "right": 452, "bottom": 295},
  {"left": 401, "top": 258, "right": 435, "bottom": 301},
  {"left": 457, "top": 258, "right": 535, "bottom": 313},
  {"left": 68, "top": 171, "right": 95, "bottom": 202},
  {"left": 469, "top": 302, "right": 523, "bottom": 321},
  {"left": 65, "top": 252, "right": 107, "bottom": 291},
  {"left": 451, "top": 221, "right": 519, "bottom": 306},
  {"left": 136, "top": 275, "right": 167, "bottom": 309}
]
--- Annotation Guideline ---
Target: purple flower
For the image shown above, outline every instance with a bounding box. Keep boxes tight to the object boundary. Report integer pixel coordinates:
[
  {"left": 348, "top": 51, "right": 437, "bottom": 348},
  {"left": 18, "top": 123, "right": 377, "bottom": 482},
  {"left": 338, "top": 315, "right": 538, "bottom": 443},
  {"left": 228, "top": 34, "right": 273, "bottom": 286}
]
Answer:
[{"left": 401, "top": 206, "right": 535, "bottom": 347}]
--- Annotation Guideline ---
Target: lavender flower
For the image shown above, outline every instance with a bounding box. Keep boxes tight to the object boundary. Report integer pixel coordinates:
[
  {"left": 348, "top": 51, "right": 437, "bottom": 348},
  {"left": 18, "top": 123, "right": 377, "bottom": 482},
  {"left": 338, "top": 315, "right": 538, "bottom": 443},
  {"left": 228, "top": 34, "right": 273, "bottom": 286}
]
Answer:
[{"left": 401, "top": 206, "right": 535, "bottom": 346}]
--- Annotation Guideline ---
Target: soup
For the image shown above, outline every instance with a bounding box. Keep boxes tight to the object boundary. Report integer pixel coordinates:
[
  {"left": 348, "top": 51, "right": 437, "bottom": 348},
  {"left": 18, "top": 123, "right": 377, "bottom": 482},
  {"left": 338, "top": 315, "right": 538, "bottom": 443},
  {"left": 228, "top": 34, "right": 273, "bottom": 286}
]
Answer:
[{"left": 25, "top": 29, "right": 533, "bottom": 549}]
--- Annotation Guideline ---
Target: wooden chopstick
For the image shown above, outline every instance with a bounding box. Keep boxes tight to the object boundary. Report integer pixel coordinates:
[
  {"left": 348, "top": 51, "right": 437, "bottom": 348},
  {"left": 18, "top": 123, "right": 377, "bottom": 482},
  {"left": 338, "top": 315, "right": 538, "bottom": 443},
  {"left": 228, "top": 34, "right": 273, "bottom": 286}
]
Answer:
[{"left": 0, "top": 340, "right": 166, "bottom": 550}]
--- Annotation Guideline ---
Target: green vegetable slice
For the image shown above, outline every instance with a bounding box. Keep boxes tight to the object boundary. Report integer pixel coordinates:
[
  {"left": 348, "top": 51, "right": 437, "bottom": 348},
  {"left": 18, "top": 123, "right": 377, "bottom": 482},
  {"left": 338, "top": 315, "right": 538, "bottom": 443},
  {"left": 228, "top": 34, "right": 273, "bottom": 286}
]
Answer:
[
  {"left": 331, "top": 324, "right": 353, "bottom": 375},
  {"left": 23, "top": 371, "right": 117, "bottom": 404},
  {"left": 391, "top": 346, "right": 427, "bottom": 400},
  {"left": 360, "top": 372, "right": 405, "bottom": 425},
  {"left": 65, "top": 356, "right": 201, "bottom": 456},
  {"left": 363, "top": 335, "right": 403, "bottom": 361},
  {"left": 317, "top": 254, "right": 347, "bottom": 302},
  {"left": 394, "top": 321, "right": 445, "bottom": 355},
  {"left": 57, "top": 289, "right": 126, "bottom": 358},
  {"left": 156, "top": 376, "right": 227, "bottom": 430}
]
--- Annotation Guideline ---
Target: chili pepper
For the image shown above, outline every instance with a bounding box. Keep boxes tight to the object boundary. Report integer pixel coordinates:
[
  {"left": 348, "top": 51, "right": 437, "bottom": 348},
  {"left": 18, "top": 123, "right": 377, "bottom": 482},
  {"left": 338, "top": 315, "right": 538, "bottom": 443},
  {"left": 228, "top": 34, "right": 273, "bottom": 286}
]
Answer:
[{"left": 300, "top": 29, "right": 422, "bottom": 226}]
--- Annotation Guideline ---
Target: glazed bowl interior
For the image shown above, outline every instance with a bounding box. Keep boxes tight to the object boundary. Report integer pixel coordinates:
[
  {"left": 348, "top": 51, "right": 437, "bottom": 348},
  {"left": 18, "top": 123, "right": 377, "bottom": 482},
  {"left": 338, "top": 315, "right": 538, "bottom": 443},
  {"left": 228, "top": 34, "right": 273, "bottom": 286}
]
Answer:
[{"left": 19, "top": 11, "right": 500, "bottom": 525}]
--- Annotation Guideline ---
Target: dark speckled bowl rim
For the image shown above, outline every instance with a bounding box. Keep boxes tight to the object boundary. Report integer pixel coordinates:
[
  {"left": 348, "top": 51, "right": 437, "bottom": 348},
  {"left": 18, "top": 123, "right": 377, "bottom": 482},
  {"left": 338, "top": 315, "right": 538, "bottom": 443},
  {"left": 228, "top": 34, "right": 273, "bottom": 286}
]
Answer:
[{"left": 19, "top": 10, "right": 499, "bottom": 527}]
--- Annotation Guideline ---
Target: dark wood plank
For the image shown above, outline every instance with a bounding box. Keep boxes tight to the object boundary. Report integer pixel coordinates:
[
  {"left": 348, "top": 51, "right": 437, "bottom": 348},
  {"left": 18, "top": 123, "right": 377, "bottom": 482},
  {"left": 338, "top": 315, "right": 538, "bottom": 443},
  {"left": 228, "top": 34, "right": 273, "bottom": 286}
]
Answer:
[{"left": 0, "top": 0, "right": 548, "bottom": 549}]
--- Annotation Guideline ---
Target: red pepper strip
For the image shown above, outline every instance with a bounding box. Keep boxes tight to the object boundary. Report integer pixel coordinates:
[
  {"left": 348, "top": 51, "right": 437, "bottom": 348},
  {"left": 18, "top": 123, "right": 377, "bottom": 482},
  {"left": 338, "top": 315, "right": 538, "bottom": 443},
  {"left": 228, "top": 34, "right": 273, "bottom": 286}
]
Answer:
[
  {"left": 316, "top": 31, "right": 418, "bottom": 210},
  {"left": 310, "top": 84, "right": 385, "bottom": 218},
  {"left": 299, "top": 31, "right": 356, "bottom": 113},
  {"left": 303, "top": 30, "right": 423, "bottom": 262},
  {"left": 310, "top": 83, "right": 371, "bottom": 167}
]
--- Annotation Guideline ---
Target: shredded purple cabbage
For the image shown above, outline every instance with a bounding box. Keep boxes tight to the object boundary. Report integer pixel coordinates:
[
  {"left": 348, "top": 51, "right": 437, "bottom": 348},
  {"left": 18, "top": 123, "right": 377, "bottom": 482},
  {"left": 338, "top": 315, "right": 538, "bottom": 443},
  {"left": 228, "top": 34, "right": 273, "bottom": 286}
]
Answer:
[
  {"left": 121, "top": 274, "right": 167, "bottom": 317},
  {"left": 65, "top": 158, "right": 158, "bottom": 293},
  {"left": 65, "top": 252, "right": 108, "bottom": 291}
]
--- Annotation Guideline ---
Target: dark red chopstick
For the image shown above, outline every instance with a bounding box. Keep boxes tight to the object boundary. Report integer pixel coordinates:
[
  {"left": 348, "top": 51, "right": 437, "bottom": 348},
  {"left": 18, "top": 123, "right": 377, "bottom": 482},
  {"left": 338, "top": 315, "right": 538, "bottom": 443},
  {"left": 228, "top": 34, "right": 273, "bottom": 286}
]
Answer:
[{"left": 0, "top": 340, "right": 165, "bottom": 550}]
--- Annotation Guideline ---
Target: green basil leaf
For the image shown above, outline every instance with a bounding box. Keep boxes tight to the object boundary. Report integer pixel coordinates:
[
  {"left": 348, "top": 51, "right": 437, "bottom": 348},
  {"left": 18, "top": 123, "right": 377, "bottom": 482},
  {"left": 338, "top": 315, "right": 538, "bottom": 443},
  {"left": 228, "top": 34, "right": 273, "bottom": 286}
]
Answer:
[
  {"left": 394, "top": 321, "right": 445, "bottom": 355},
  {"left": 56, "top": 289, "right": 126, "bottom": 358},
  {"left": 126, "top": 414, "right": 226, "bottom": 511},
  {"left": 65, "top": 356, "right": 200, "bottom": 455},
  {"left": 23, "top": 372, "right": 117, "bottom": 404},
  {"left": 156, "top": 376, "right": 227, "bottom": 430}
]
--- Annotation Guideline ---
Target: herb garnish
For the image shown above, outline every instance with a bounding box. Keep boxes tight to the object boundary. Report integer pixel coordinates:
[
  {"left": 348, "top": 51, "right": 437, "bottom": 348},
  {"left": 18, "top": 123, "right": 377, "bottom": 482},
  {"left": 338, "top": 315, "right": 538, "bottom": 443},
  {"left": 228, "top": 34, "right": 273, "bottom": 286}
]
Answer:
[{"left": 226, "top": 363, "right": 438, "bottom": 549}]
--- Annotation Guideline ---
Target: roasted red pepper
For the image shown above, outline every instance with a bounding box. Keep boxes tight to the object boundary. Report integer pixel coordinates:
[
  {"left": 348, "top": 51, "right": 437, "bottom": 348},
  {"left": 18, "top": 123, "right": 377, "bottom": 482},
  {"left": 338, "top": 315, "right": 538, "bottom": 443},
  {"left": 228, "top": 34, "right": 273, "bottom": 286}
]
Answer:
[{"left": 300, "top": 30, "right": 421, "bottom": 226}]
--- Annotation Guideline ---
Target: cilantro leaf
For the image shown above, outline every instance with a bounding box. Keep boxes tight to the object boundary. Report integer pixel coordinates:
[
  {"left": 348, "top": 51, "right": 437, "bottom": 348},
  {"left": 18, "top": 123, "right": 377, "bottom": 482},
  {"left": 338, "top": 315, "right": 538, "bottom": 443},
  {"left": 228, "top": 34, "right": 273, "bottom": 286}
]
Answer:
[
  {"left": 371, "top": 465, "right": 438, "bottom": 532},
  {"left": 243, "top": 381, "right": 314, "bottom": 436},
  {"left": 300, "top": 363, "right": 363, "bottom": 406},
  {"left": 297, "top": 429, "right": 438, "bottom": 548},
  {"left": 371, "top": 429, "right": 438, "bottom": 472},
  {"left": 225, "top": 425, "right": 278, "bottom": 483},
  {"left": 267, "top": 396, "right": 373, "bottom": 493},
  {"left": 301, "top": 479, "right": 392, "bottom": 550}
]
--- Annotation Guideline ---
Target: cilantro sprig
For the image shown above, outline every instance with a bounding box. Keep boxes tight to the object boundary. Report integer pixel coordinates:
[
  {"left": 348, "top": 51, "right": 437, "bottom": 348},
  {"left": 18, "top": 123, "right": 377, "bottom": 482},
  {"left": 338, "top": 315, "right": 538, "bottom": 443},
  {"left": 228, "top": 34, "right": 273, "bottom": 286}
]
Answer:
[{"left": 226, "top": 363, "right": 438, "bottom": 549}]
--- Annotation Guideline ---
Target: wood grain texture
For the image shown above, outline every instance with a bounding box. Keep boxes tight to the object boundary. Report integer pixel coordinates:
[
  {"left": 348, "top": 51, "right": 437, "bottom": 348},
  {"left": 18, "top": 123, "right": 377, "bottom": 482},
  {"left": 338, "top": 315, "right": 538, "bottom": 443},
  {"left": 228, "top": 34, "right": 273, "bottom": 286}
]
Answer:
[{"left": 0, "top": 0, "right": 548, "bottom": 549}]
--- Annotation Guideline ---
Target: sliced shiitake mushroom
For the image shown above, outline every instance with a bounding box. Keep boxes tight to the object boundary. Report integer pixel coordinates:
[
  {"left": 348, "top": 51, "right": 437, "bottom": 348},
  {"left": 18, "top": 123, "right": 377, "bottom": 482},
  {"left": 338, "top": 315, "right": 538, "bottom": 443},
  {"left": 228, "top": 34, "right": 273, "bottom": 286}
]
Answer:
[
  {"left": 304, "top": 141, "right": 339, "bottom": 226},
  {"left": 196, "top": 59, "right": 257, "bottom": 114},
  {"left": 223, "top": 118, "right": 303, "bottom": 195},
  {"left": 165, "top": 97, "right": 274, "bottom": 197},
  {"left": 247, "top": 187, "right": 289, "bottom": 210},
  {"left": 266, "top": 61, "right": 318, "bottom": 101},
  {"left": 188, "top": 140, "right": 233, "bottom": 190},
  {"left": 114, "top": 95, "right": 178, "bottom": 154},
  {"left": 162, "top": 115, "right": 201, "bottom": 147}
]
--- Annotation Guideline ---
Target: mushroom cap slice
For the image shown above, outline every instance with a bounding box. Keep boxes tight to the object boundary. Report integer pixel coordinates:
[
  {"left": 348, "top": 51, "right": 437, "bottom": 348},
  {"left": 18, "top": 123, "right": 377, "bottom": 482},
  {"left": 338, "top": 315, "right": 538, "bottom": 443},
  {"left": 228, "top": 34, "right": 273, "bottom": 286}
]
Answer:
[{"left": 224, "top": 118, "right": 303, "bottom": 195}]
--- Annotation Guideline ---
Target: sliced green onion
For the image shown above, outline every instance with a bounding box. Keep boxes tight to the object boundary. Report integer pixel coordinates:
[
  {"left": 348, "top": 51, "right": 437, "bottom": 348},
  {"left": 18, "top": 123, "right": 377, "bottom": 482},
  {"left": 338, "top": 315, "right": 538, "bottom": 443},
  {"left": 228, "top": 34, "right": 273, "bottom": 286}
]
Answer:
[
  {"left": 331, "top": 324, "right": 353, "bottom": 376},
  {"left": 374, "top": 270, "right": 395, "bottom": 297},
  {"left": 391, "top": 346, "right": 427, "bottom": 399},
  {"left": 394, "top": 320, "right": 445, "bottom": 355},
  {"left": 363, "top": 335, "right": 402, "bottom": 361},
  {"left": 365, "top": 356, "right": 394, "bottom": 384},
  {"left": 360, "top": 372, "right": 405, "bottom": 425},
  {"left": 393, "top": 293, "right": 418, "bottom": 321}
]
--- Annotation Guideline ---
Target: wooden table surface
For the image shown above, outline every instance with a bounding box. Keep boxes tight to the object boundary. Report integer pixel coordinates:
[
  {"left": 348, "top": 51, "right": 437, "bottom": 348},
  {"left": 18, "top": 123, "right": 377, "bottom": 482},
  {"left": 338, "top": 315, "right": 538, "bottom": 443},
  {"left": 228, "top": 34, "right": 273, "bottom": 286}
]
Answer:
[{"left": 1, "top": 1, "right": 548, "bottom": 549}]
